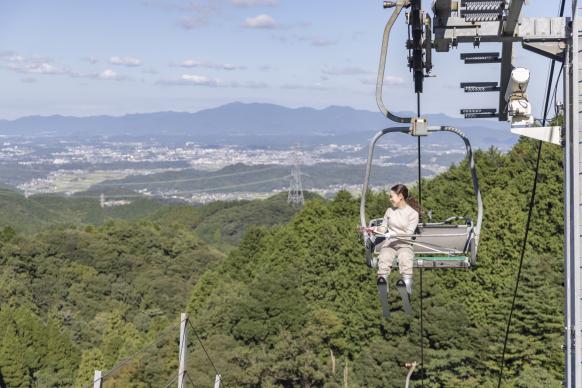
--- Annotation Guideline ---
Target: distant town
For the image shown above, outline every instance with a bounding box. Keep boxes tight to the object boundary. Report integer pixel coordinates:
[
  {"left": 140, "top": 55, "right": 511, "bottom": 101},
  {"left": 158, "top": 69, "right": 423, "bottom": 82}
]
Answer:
[{"left": 0, "top": 135, "right": 468, "bottom": 203}]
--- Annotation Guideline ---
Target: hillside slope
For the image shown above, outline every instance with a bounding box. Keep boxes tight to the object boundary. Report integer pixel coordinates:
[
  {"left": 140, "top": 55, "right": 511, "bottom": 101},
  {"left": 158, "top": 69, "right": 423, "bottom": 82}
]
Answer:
[
  {"left": 0, "top": 220, "right": 225, "bottom": 386},
  {"left": 184, "top": 138, "right": 564, "bottom": 387},
  {"left": 0, "top": 138, "right": 564, "bottom": 387}
]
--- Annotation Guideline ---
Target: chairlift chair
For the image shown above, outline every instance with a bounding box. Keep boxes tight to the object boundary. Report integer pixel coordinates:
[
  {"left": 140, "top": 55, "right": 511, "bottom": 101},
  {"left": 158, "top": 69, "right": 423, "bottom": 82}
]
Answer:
[{"left": 360, "top": 126, "right": 483, "bottom": 269}]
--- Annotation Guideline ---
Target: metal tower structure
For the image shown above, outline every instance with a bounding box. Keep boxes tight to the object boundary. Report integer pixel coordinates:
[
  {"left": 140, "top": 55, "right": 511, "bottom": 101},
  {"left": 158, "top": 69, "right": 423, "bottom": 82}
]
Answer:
[
  {"left": 287, "top": 145, "right": 304, "bottom": 206},
  {"left": 434, "top": 0, "right": 577, "bottom": 383},
  {"left": 564, "top": 2, "right": 580, "bottom": 383},
  {"left": 379, "top": 0, "right": 578, "bottom": 384}
]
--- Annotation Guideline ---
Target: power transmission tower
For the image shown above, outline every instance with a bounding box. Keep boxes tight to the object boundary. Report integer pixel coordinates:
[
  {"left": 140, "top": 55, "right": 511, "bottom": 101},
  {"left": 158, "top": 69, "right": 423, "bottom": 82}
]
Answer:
[{"left": 287, "top": 145, "right": 304, "bottom": 206}]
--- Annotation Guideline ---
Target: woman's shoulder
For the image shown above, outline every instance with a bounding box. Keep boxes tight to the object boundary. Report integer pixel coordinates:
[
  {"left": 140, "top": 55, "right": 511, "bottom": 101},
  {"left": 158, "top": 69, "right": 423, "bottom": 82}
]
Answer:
[{"left": 405, "top": 204, "right": 419, "bottom": 216}]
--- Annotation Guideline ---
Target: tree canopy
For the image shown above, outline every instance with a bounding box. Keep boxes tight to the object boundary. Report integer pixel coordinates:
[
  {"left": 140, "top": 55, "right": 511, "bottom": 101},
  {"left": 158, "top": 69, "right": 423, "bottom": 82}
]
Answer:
[{"left": 0, "top": 138, "right": 566, "bottom": 387}]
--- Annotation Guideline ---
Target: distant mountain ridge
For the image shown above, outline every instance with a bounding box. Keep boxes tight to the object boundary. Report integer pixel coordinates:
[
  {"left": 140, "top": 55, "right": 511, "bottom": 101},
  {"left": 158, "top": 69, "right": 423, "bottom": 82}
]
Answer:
[{"left": 0, "top": 102, "right": 516, "bottom": 147}]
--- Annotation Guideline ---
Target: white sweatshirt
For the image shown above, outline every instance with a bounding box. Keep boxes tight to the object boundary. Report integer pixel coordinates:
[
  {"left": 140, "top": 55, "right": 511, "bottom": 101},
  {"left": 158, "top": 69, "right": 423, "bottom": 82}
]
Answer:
[{"left": 377, "top": 205, "right": 419, "bottom": 245}]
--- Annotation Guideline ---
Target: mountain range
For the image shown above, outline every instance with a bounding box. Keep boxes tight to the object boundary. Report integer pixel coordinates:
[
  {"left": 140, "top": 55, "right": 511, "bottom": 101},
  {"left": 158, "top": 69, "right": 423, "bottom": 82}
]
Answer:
[{"left": 0, "top": 102, "right": 517, "bottom": 148}]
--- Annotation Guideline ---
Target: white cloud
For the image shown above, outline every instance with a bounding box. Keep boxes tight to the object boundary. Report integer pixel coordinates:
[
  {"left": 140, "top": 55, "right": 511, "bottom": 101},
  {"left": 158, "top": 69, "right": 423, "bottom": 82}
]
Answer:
[
  {"left": 323, "top": 66, "right": 371, "bottom": 76},
  {"left": 109, "top": 56, "right": 142, "bottom": 67},
  {"left": 97, "top": 69, "right": 126, "bottom": 80},
  {"left": 243, "top": 14, "right": 277, "bottom": 29},
  {"left": 158, "top": 74, "right": 268, "bottom": 88},
  {"left": 158, "top": 74, "right": 224, "bottom": 86},
  {"left": 18, "top": 62, "right": 65, "bottom": 75},
  {"left": 0, "top": 52, "right": 131, "bottom": 82},
  {"left": 69, "top": 68, "right": 130, "bottom": 81},
  {"left": 182, "top": 74, "right": 222, "bottom": 86},
  {"left": 0, "top": 52, "right": 25, "bottom": 63},
  {"left": 231, "top": 0, "right": 278, "bottom": 6},
  {"left": 21, "top": 77, "right": 37, "bottom": 84},
  {"left": 0, "top": 53, "right": 69, "bottom": 75},
  {"left": 178, "top": 59, "right": 245, "bottom": 71}
]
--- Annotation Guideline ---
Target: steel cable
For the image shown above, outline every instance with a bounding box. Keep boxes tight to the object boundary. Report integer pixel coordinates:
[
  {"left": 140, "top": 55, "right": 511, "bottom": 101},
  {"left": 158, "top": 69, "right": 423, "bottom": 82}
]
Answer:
[{"left": 496, "top": 1, "right": 565, "bottom": 386}]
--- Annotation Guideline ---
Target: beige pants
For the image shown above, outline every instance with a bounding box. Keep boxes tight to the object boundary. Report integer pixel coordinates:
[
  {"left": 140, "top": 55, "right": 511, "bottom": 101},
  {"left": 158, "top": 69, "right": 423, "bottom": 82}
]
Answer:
[{"left": 378, "top": 245, "right": 414, "bottom": 277}]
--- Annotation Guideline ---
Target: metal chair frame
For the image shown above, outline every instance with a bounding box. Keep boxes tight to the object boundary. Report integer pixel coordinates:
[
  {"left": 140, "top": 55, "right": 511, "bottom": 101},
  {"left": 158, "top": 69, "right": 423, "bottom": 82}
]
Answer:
[{"left": 360, "top": 127, "right": 483, "bottom": 269}]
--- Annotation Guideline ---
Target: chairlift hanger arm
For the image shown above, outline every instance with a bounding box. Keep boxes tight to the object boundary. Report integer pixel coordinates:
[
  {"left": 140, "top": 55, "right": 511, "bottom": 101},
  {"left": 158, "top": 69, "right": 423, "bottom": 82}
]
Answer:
[
  {"left": 377, "top": 1, "right": 413, "bottom": 123},
  {"left": 360, "top": 127, "right": 410, "bottom": 229}
]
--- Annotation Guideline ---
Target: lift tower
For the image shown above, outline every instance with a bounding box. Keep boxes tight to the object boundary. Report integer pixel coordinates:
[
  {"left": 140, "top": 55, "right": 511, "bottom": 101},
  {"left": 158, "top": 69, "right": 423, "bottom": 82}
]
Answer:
[
  {"left": 381, "top": 0, "right": 575, "bottom": 384},
  {"left": 430, "top": 0, "right": 573, "bottom": 383}
]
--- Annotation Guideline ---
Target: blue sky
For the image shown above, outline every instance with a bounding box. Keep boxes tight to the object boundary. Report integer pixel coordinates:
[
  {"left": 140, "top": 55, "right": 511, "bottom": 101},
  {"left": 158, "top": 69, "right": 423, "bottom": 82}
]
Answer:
[{"left": 0, "top": 0, "right": 567, "bottom": 119}]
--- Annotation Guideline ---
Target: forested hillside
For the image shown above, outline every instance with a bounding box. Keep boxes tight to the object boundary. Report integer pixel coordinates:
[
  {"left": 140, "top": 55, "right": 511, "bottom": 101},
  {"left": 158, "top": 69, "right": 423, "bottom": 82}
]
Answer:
[
  {"left": 184, "top": 138, "right": 564, "bottom": 387},
  {"left": 0, "top": 138, "right": 565, "bottom": 387},
  {"left": 0, "top": 191, "right": 164, "bottom": 234},
  {"left": 0, "top": 193, "right": 307, "bottom": 386},
  {"left": 0, "top": 189, "right": 306, "bottom": 245},
  {"left": 150, "top": 192, "right": 319, "bottom": 251}
]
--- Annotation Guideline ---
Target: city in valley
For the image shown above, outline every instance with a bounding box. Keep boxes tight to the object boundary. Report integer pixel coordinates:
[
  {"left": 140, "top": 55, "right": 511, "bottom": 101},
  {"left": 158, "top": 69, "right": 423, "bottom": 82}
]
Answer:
[{"left": 0, "top": 136, "right": 471, "bottom": 204}]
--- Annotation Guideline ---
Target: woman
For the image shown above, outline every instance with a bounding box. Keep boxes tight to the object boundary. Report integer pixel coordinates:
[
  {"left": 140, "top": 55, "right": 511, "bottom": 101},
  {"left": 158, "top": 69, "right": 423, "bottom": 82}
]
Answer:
[{"left": 374, "top": 184, "right": 420, "bottom": 295}]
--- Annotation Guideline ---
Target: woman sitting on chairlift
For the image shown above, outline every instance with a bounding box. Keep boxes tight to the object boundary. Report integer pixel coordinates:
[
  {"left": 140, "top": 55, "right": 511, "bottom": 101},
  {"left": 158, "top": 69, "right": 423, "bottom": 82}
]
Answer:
[{"left": 373, "top": 184, "right": 420, "bottom": 295}]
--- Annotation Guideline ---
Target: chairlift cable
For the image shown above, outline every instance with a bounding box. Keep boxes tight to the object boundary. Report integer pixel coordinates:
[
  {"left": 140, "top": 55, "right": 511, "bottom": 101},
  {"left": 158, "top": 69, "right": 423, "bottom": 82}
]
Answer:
[
  {"left": 60, "top": 175, "right": 291, "bottom": 199},
  {"left": 185, "top": 371, "right": 197, "bottom": 388},
  {"left": 92, "top": 165, "right": 282, "bottom": 187},
  {"left": 416, "top": 91, "right": 425, "bottom": 387},
  {"left": 85, "top": 320, "right": 181, "bottom": 388},
  {"left": 187, "top": 319, "right": 227, "bottom": 387},
  {"left": 162, "top": 373, "right": 180, "bottom": 388},
  {"left": 496, "top": 1, "right": 565, "bottom": 385}
]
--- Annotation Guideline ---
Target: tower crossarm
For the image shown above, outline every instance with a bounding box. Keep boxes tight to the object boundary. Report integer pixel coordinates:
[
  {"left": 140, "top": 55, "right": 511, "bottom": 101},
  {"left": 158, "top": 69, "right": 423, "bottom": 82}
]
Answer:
[{"left": 433, "top": 16, "right": 567, "bottom": 46}]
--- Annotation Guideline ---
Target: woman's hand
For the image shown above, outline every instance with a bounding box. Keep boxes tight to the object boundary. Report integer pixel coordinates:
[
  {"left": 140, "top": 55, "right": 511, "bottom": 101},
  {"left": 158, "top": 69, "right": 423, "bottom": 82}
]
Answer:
[{"left": 360, "top": 226, "right": 376, "bottom": 235}]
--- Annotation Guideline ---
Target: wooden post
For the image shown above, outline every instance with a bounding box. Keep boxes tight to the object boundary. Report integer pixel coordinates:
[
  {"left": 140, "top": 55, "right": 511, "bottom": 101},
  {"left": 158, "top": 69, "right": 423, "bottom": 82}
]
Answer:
[
  {"left": 330, "top": 349, "right": 336, "bottom": 374},
  {"left": 343, "top": 359, "right": 349, "bottom": 388},
  {"left": 178, "top": 313, "right": 188, "bottom": 388},
  {"left": 93, "top": 370, "right": 102, "bottom": 388}
]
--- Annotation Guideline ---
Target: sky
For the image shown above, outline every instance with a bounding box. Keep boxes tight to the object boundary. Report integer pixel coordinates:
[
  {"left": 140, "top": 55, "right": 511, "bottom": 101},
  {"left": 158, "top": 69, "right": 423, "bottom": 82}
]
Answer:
[{"left": 0, "top": 0, "right": 569, "bottom": 119}]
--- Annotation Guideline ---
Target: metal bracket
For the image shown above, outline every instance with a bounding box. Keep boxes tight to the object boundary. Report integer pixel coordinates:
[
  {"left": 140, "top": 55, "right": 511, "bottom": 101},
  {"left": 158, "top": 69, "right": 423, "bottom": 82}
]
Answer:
[
  {"left": 433, "top": 16, "right": 567, "bottom": 52},
  {"left": 410, "top": 117, "right": 429, "bottom": 136},
  {"left": 522, "top": 41, "right": 566, "bottom": 61},
  {"left": 510, "top": 125, "right": 562, "bottom": 145}
]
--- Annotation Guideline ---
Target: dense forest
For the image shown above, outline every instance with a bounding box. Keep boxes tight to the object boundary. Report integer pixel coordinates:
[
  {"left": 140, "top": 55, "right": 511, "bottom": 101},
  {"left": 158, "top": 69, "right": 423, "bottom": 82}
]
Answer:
[{"left": 0, "top": 138, "right": 565, "bottom": 387}]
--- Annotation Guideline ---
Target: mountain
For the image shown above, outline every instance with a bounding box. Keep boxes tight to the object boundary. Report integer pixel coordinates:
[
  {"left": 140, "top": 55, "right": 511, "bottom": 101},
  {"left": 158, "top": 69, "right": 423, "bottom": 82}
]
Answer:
[{"left": 0, "top": 102, "right": 516, "bottom": 148}]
